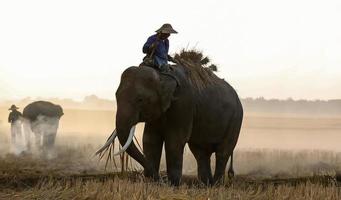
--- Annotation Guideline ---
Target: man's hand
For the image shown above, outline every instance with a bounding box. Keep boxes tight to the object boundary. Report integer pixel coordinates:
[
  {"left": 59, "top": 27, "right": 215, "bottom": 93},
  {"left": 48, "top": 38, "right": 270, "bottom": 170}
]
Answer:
[
  {"left": 149, "top": 42, "right": 157, "bottom": 50},
  {"left": 148, "top": 40, "right": 159, "bottom": 54}
]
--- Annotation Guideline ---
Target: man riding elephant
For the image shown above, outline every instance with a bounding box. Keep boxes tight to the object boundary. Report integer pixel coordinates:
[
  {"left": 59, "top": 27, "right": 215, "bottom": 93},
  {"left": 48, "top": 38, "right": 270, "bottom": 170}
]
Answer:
[
  {"left": 97, "top": 50, "right": 243, "bottom": 186},
  {"left": 142, "top": 23, "right": 178, "bottom": 71}
]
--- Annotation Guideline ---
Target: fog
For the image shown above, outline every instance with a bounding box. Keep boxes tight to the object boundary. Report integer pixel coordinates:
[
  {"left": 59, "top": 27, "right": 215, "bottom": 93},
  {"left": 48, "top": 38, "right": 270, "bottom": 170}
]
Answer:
[{"left": 1, "top": 106, "right": 341, "bottom": 177}]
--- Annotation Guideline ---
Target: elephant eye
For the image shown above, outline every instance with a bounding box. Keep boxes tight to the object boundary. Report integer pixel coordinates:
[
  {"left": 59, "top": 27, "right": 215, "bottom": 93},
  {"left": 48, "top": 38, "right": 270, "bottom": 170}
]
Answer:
[{"left": 136, "top": 96, "right": 144, "bottom": 104}]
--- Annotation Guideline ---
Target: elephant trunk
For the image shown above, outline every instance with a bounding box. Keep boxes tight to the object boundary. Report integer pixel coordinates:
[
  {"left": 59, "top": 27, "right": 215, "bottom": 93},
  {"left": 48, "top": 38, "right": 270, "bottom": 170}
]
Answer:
[{"left": 116, "top": 105, "right": 147, "bottom": 169}]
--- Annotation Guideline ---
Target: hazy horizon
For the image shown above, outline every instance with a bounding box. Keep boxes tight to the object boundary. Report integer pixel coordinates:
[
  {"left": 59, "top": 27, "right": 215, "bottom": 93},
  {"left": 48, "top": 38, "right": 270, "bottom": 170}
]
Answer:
[
  {"left": 1, "top": 0, "right": 341, "bottom": 100},
  {"left": 1, "top": 94, "right": 341, "bottom": 102}
]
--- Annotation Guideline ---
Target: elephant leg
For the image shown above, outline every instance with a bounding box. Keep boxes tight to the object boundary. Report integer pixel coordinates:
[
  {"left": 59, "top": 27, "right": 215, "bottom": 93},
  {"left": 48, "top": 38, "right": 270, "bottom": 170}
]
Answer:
[
  {"left": 189, "top": 143, "right": 213, "bottom": 186},
  {"left": 34, "top": 130, "right": 42, "bottom": 150},
  {"left": 42, "top": 119, "right": 59, "bottom": 158},
  {"left": 213, "top": 138, "right": 238, "bottom": 185},
  {"left": 213, "top": 117, "right": 242, "bottom": 185},
  {"left": 227, "top": 153, "right": 235, "bottom": 178},
  {"left": 43, "top": 131, "right": 56, "bottom": 152},
  {"left": 213, "top": 152, "right": 229, "bottom": 185},
  {"left": 164, "top": 140, "right": 185, "bottom": 186},
  {"left": 143, "top": 123, "right": 163, "bottom": 180},
  {"left": 23, "top": 120, "right": 32, "bottom": 151}
]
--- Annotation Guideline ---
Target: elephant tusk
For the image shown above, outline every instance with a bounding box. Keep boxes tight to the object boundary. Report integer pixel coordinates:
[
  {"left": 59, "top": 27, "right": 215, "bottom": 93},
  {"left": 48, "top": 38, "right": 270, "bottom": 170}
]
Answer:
[
  {"left": 113, "top": 126, "right": 136, "bottom": 156},
  {"left": 95, "top": 129, "right": 117, "bottom": 155}
]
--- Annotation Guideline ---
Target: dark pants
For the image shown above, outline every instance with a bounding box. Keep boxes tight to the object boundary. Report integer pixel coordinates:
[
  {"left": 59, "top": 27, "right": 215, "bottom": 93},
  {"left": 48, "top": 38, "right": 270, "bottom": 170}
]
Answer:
[{"left": 140, "top": 60, "right": 170, "bottom": 72}]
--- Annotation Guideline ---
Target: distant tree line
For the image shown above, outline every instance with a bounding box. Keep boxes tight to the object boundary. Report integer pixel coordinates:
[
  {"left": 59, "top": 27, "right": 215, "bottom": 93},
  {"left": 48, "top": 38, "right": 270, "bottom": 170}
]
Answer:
[
  {"left": 1, "top": 96, "right": 341, "bottom": 115},
  {"left": 242, "top": 97, "right": 341, "bottom": 115}
]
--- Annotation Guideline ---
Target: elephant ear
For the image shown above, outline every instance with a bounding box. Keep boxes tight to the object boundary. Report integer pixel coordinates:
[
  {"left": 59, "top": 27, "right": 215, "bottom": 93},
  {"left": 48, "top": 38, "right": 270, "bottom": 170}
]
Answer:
[{"left": 159, "top": 75, "right": 177, "bottom": 112}]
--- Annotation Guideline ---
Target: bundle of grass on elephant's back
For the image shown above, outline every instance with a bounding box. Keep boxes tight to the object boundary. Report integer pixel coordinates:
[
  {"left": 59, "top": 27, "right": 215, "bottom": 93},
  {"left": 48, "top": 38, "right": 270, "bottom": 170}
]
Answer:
[{"left": 173, "top": 49, "right": 221, "bottom": 91}]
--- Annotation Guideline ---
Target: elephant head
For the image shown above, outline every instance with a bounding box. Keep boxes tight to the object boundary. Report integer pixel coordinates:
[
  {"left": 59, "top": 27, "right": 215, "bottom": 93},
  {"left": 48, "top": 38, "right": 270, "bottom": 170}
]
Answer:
[{"left": 112, "top": 66, "right": 177, "bottom": 168}]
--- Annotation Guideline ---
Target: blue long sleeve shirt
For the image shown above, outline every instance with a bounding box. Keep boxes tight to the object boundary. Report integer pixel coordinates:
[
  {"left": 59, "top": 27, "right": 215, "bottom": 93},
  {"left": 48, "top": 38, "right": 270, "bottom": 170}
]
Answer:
[{"left": 143, "top": 34, "right": 169, "bottom": 66}]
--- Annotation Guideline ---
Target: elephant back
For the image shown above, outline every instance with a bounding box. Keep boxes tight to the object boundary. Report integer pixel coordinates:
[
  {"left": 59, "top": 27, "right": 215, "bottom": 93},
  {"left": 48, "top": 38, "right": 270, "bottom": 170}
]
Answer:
[{"left": 23, "top": 101, "right": 64, "bottom": 121}]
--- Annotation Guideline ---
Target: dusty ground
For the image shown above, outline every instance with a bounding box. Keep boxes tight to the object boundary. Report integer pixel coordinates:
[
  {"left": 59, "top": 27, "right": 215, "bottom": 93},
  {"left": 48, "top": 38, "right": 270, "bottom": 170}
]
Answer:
[
  {"left": 1, "top": 109, "right": 341, "bottom": 199},
  {"left": 0, "top": 144, "right": 341, "bottom": 199}
]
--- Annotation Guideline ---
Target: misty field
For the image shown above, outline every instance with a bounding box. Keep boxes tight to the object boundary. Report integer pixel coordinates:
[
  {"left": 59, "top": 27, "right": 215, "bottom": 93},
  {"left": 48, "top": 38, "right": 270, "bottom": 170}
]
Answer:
[
  {"left": 0, "top": 145, "right": 340, "bottom": 199},
  {"left": 1, "top": 108, "right": 341, "bottom": 199}
]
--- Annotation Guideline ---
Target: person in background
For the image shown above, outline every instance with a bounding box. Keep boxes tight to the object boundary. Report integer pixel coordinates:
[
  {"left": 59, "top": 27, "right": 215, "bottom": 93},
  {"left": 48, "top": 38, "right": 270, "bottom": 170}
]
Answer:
[
  {"left": 142, "top": 23, "right": 178, "bottom": 71},
  {"left": 8, "top": 104, "right": 23, "bottom": 152}
]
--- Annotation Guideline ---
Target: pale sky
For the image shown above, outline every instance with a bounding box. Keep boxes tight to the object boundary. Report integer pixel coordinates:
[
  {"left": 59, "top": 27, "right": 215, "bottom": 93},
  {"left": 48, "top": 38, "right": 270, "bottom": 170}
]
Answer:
[{"left": 0, "top": 0, "right": 340, "bottom": 101}]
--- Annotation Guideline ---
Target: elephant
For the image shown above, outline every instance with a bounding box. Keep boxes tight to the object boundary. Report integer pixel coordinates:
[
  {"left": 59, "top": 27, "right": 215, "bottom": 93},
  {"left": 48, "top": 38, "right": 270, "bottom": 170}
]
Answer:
[
  {"left": 22, "top": 101, "right": 63, "bottom": 156},
  {"left": 98, "top": 51, "right": 243, "bottom": 186}
]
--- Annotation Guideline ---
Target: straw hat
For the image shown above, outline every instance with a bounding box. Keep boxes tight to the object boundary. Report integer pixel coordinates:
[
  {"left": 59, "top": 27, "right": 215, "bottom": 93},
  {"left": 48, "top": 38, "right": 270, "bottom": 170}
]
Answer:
[
  {"left": 155, "top": 23, "right": 178, "bottom": 34},
  {"left": 9, "top": 104, "right": 19, "bottom": 110}
]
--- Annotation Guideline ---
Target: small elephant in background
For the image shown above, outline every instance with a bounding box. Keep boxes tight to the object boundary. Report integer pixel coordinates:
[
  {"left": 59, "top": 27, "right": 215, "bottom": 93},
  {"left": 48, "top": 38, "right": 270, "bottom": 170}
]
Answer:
[{"left": 23, "top": 101, "right": 63, "bottom": 156}]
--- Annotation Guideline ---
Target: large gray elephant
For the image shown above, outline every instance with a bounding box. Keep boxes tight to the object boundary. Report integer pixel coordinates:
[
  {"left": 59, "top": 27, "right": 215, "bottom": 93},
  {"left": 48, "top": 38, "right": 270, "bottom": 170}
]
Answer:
[
  {"left": 23, "top": 101, "right": 63, "bottom": 155},
  {"left": 98, "top": 51, "right": 243, "bottom": 186}
]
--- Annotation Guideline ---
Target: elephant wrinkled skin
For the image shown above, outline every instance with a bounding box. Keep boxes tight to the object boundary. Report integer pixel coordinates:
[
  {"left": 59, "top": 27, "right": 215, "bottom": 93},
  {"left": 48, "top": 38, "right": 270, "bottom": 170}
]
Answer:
[{"left": 114, "top": 64, "right": 243, "bottom": 186}]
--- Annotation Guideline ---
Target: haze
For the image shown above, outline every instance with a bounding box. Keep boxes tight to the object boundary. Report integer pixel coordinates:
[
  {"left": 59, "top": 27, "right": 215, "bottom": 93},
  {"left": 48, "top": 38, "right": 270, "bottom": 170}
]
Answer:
[{"left": 0, "top": 0, "right": 340, "bottom": 101}]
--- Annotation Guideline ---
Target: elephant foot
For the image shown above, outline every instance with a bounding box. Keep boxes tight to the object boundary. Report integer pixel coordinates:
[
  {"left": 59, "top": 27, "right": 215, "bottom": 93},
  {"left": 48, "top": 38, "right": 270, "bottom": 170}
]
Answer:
[
  {"left": 212, "top": 176, "right": 225, "bottom": 186},
  {"left": 199, "top": 175, "right": 213, "bottom": 186},
  {"left": 168, "top": 176, "right": 181, "bottom": 186},
  {"left": 167, "top": 171, "right": 182, "bottom": 186},
  {"left": 26, "top": 143, "right": 32, "bottom": 152},
  {"left": 41, "top": 147, "right": 56, "bottom": 160},
  {"left": 228, "top": 169, "right": 235, "bottom": 179},
  {"left": 144, "top": 169, "right": 160, "bottom": 181}
]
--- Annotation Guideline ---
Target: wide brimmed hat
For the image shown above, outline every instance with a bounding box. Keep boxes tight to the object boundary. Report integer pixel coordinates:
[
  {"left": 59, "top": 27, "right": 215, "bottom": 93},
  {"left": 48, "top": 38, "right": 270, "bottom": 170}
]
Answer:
[
  {"left": 155, "top": 23, "right": 178, "bottom": 34},
  {"left": 9, "top": 104, "right": 19, "bottom": 110}
]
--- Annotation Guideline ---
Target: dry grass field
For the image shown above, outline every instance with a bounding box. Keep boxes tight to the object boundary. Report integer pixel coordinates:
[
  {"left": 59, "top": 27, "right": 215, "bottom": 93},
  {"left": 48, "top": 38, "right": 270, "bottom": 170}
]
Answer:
[
  {"left": 0, "top": 145, "right": 340, "bottom": 199},
  {"left": 1, "top": 107, "right": 341, "bottom": 199}
]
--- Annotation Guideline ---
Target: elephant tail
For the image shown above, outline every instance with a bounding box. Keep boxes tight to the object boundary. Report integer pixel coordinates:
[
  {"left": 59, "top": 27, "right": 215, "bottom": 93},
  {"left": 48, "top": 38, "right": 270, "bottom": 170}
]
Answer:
[{"left": 225, "top": 96, "right": 244, "bottom": 177}]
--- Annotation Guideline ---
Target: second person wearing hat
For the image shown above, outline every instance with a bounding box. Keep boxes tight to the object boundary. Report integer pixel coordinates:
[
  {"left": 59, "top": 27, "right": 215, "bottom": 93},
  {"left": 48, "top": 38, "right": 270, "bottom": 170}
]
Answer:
[
  {"left": 8, "top": 104, "right": 23, "bottom": 152},
  {"left": 142, "top": 23, "right": 177, "bottom": 71}
]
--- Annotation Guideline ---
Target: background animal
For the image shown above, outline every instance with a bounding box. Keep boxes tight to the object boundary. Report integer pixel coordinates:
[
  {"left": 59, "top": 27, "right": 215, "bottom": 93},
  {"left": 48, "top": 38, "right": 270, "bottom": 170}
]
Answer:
[{"left": 23, "top": 101, "right": 63, "bottom": 156}]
